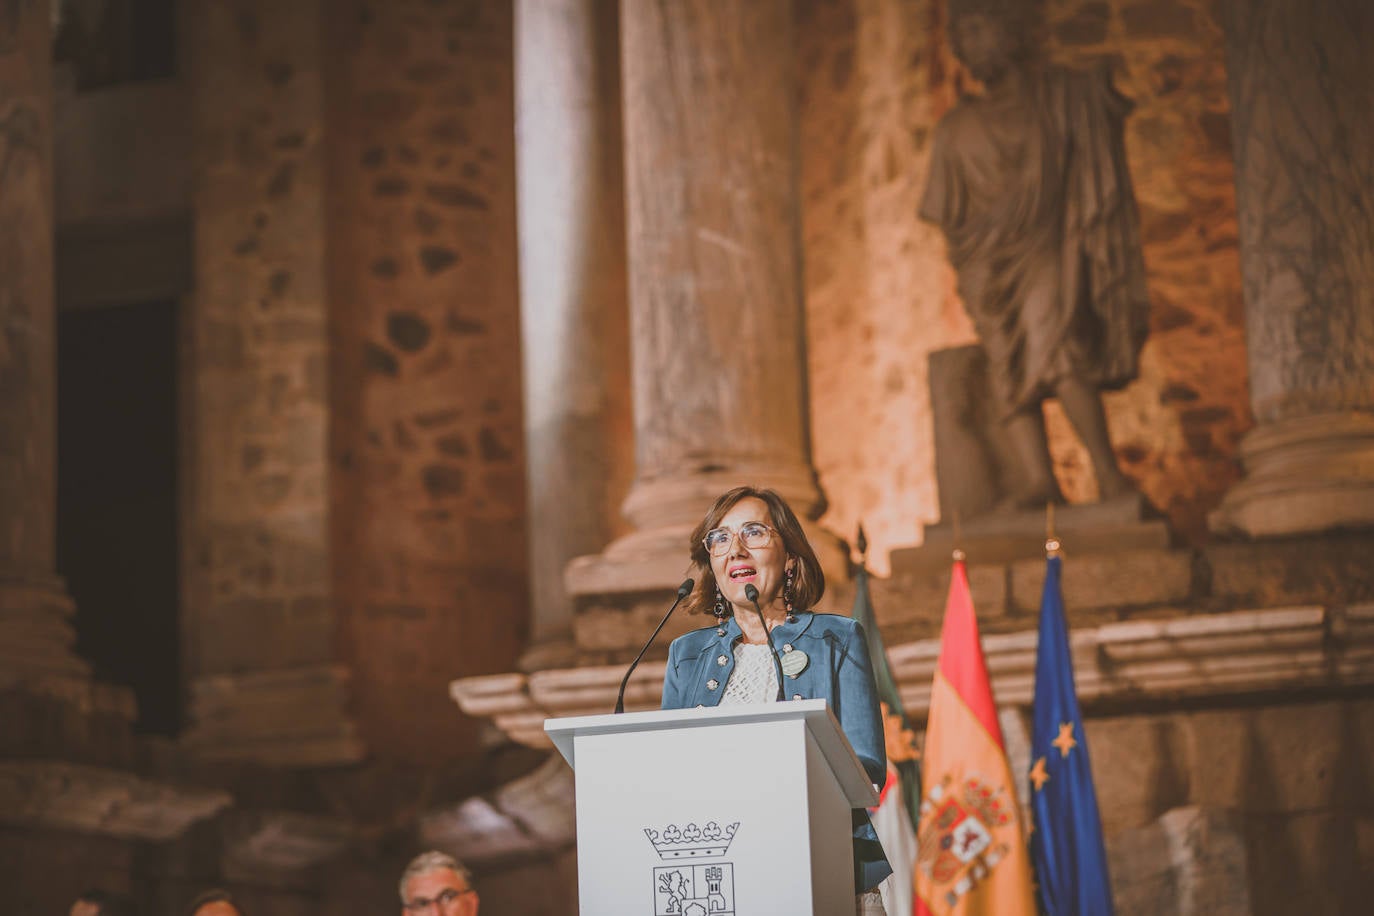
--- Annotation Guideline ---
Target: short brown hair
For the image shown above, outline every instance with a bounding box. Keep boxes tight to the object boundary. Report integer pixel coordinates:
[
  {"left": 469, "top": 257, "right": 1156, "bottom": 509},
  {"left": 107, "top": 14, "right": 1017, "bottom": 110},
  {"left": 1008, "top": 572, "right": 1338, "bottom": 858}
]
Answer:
[{"left": 683, "top": 487, "right": 825, "bottom": 616}]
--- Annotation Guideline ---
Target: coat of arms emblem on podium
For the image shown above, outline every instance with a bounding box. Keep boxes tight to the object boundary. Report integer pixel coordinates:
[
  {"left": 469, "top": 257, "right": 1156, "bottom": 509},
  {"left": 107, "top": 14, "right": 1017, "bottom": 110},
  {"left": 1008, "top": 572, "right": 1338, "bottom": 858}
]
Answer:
[{"left": 644, "top": 820, "right": 739, "bottom": 915}]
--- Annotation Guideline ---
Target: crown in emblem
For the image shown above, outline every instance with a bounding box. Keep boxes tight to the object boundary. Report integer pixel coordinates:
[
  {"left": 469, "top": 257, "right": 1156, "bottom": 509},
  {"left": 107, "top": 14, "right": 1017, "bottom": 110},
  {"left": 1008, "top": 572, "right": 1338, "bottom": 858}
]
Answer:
[
  {"left": 962, "top": 777, "right": 1014, "bottom": 827},
  {"left": 644, "top": 821, "right": 739, "bottom": 860}
]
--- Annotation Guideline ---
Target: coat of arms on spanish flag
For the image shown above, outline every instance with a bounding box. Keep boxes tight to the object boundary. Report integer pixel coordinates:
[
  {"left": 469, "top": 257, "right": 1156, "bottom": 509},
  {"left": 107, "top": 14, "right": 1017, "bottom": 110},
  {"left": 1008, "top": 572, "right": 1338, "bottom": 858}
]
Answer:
[{"left": 916, "top": 558, "right": 1035, "bottom": 916}]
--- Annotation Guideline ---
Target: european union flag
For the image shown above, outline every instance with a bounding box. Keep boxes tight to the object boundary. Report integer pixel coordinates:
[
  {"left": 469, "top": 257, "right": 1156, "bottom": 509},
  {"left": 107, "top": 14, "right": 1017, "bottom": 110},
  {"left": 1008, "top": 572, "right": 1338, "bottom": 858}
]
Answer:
[{"left": 1030, "top": 554, "right": 1115, "bottom": 915}]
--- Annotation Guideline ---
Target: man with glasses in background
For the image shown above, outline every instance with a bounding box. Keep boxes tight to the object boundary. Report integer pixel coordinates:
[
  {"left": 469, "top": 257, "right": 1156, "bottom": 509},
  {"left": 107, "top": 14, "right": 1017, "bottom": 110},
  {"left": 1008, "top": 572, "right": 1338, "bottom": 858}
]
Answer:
[{"left": 399, "top": 851, "right": 480, "bottom": 915}]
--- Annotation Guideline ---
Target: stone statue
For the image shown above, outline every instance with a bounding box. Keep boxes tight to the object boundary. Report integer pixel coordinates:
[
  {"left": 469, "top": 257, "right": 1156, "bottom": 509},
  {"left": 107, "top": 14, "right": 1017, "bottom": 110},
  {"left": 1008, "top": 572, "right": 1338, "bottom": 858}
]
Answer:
[{"left": 920, "top": 0, "right": 1150, "bottom": 508}]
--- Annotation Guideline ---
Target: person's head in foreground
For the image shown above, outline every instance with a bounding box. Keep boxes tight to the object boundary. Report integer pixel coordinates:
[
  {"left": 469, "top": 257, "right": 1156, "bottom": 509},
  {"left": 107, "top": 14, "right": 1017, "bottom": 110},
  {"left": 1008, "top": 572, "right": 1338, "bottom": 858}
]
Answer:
[
  {"left": 185, "top": 889, "right": 243, "bottom": 916},
  {"left": 70, "top": 890, "right": 133, "bottom": 916},
  {"left": 399, "top": 850, "right": 480, "bottom": 916}
]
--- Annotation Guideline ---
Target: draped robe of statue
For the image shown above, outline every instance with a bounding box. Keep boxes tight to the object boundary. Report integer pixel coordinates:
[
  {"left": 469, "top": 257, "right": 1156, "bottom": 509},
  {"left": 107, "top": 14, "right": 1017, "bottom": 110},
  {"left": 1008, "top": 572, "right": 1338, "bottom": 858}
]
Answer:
[{"left": 920, "top": 63, "right": 1150, "bottom": 417}]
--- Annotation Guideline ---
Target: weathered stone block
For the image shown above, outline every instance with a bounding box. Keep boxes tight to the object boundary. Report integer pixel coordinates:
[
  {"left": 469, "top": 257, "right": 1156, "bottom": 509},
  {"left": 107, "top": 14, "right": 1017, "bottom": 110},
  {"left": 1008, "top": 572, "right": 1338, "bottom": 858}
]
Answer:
[
  {"left": 1184, "top": 699, "right": 1374, "bottom": 815},
  {"left": 1203, "top": 533, "right": 1374, "bottom": 609},
  {"left": 1090, "top": 713, "right": 1191, "bottom": 834},
  {"left": 572, "top": 594, "right": 703, "bottom": 658},
  {"left": 1244, "top": 811, "right": 1367, "bottom": 916},
  {"left": 871, "top": 561, "right": 1008, "bottom": 642},
  {"left": 1011, "top": 548, "right": 1193, "bottom": 616},
  {"left": 1108, "top": 806, "right": 1251, "bottom": 916}
]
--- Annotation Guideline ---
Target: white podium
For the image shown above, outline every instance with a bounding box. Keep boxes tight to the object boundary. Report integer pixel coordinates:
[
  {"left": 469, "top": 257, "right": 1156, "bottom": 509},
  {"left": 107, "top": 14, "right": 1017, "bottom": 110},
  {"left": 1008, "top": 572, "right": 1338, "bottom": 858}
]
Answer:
[{"left": 546, "top": 700, "right": 879, "bottom": 915}]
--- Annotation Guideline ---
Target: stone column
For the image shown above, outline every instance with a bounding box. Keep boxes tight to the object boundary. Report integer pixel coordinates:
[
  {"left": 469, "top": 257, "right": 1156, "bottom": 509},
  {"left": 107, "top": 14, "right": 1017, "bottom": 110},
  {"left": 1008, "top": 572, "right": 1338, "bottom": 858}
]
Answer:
[
  {"left": 324, "top": 0, "right": 528, "bottom": 761},
  {"left": 568, "top": 0, "right": 838, "bottom": 596},
  {"left": 182, "top": 0, "right": 359, "bottom": 765},
  {"left": 0, "top": 0, "right": 89, "bottom": 688},
  {"left": 1212, "top": 0, "right": 1374, "bottom": 537},
  {"left": 515, "top": 0, "right": 633, "bottom": 668}
]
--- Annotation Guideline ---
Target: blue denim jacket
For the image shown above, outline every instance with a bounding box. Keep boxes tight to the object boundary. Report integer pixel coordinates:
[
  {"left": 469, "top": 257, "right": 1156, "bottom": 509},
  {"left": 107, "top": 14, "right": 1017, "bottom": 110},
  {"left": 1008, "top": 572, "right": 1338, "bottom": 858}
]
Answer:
[{"left": 660, "top": 611, "right": 894, "bottom": 893}]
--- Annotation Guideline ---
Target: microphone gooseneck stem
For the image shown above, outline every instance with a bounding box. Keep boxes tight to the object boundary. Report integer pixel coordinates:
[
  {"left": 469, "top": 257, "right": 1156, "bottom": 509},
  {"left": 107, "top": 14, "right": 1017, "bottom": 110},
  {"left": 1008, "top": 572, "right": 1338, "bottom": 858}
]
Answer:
[
  {"left": 614, "top": 578, "right": 695, "bottom": 714},
  {"left": 743, "top": 584, "right": 786, "bottom": 702}
]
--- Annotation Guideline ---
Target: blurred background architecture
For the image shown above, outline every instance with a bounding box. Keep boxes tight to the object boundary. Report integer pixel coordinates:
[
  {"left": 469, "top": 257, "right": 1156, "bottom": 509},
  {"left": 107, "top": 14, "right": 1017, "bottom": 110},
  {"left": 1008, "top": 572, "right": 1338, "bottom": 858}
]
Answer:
[{"left": 2, "top": 0, "right": 1371, "bottom": 913}]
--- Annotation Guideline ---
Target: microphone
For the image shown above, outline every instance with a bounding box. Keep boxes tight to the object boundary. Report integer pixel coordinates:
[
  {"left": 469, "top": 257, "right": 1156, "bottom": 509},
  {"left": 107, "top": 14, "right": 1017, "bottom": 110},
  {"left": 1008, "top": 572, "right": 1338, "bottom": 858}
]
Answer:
[
  {"left": 744, "top": 584, "right": 786, "bottom": 702},
  {"left": 614, "top": 578, "right": 695, "bottom": 714}
]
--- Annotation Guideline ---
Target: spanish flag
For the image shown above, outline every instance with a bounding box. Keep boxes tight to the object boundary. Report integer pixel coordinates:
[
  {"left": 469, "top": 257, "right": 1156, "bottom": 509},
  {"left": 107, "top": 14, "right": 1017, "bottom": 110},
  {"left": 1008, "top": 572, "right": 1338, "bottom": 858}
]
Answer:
[{"left": 915, "top": 559, "right": 1036, "bottom": 916}]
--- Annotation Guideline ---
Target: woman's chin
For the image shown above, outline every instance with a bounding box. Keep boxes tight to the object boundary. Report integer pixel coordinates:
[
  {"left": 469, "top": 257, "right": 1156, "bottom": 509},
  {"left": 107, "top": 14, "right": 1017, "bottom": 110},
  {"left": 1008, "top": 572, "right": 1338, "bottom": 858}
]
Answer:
[{"left": 727, "top": 583, "right": 775, "bottom": 609}]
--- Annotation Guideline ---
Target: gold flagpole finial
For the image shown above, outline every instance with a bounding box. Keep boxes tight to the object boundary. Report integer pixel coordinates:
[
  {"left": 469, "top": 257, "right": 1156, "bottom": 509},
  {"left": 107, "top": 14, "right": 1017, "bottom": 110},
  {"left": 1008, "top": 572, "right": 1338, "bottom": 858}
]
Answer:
[{"left": 1046, "top": 501, "right": 1061, "bottom": 556}]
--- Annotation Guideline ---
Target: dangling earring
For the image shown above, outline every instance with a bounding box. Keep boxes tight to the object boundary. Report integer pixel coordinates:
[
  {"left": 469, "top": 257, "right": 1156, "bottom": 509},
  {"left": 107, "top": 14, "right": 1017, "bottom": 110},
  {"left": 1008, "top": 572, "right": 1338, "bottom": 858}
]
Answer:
[
  {"left": 714, "top": 587, "right": 728, "bottom": 621},
  {"left": 784, "top": 565, "right": 797, "bottom": 621}
]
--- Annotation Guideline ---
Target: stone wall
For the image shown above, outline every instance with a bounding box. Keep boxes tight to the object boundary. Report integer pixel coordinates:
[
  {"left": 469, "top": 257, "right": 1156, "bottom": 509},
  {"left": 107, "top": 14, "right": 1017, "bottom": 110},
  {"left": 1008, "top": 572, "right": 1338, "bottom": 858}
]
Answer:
[
  {"left": 1087, "top": 696, "right": 1374, "bottom": 916},
  {"left": 799, "top": 0, "right": 1249, "bottom": 572},
  {"left": 325, "top": 0, "right": 528, "bottom": 761}
]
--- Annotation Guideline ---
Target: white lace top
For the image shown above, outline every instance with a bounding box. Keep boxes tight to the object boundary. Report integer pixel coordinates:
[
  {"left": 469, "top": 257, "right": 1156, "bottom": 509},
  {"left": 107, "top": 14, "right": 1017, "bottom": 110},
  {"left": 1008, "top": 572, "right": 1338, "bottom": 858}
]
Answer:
[{"left": 719, "top": 642, "right": 779, "bottom": 705}]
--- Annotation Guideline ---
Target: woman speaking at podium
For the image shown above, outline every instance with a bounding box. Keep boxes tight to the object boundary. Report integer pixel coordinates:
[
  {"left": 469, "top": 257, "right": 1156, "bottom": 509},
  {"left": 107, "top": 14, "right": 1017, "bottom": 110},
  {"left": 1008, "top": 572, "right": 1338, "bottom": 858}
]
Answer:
[{"left": 659, "top": 486, "right": 892, "bottom": 915}]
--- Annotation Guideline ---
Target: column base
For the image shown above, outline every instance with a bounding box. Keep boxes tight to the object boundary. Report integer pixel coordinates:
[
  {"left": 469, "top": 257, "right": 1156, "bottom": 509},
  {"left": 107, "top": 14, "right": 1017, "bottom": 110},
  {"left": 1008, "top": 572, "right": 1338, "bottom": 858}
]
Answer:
[
  {"left": 565, "top": 519, "right": 848, "bottom": 598},
  {"left": 1211, "top": 411, "right": 1374, "bottom": 538},
  {"left": 0, "top": 572, "right": 91, "bottom": 689},
  {"left": 183, "top": 664, "right": 364, "bottom": 767},
  {"left": 619, "top": 465, "right": 825, "bottom": 532},
  {"left": 569, "top": 464, "right": 845, "bottom": 597},
  {"left": 564, "top": 524, "right": 699, "bottom": 597}
]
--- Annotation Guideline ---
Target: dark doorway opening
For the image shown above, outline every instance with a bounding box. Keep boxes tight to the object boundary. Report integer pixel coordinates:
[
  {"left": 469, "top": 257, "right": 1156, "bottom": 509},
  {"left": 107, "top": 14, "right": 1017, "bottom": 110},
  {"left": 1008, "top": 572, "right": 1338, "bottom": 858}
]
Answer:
[{"left": 57, "top": 300, "right": 180, "bottom": 735}]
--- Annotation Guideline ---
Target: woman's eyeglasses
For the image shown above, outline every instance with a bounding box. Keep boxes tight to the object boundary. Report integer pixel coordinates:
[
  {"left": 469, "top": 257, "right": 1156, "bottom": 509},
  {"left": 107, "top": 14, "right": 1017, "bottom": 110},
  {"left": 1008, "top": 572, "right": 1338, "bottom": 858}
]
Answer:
[
  {"left": 702, "top": 522, "right": 777, "bottom": 556},
  {"left": 403, "top": 888, "right": 475, "bottom": 913}
]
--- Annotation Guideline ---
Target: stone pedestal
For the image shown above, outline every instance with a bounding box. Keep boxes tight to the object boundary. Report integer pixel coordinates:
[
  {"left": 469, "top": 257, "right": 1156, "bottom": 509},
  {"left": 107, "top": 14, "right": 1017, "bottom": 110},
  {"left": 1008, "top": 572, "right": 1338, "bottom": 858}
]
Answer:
[
  {"left": 182, "top": 665, "right": 362, "bottom": 768},
  {"left": 0, "top": 576, "right": 87, "bottom": 688},
  {"left": 0, "top": 0, "right": 90, "bottom": 691},
  {"left": 568, "top": 0, "right": 841, "bottom": 603},
  {"left": 515, "top": 0, "right": 634, "bottom": 668},
  {"left": 900, "top": 493, "right": 1171, "bottom": 570},
  {"left": 1212, "top": 0, "right": 1374, "bottom": 537},
  {"left": 183, "top": 0, "right": 358, "bottom": 765}
]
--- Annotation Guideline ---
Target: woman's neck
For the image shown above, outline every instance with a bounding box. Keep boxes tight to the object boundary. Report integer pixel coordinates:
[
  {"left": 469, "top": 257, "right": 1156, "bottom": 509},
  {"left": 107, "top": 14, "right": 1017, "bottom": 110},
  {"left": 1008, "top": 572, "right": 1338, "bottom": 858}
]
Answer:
[{"left": 733, "top": 601, "right": 788, "bottom": 645}]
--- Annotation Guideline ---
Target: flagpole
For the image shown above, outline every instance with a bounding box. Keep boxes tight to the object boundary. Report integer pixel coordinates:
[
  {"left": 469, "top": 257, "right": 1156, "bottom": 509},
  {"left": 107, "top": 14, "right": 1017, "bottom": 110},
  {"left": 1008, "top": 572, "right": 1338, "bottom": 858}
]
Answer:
[
  {"left": 952, "top": 508, "right": 965, "bottom": 563},
  {"left": 1046, "top": 501, "right": 1060, "bottom": 557}
]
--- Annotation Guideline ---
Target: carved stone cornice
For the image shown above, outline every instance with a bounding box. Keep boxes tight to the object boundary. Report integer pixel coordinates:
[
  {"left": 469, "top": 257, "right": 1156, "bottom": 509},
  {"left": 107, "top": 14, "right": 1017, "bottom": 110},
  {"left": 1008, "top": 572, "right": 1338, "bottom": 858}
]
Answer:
[
  {"left": 0, "top": 760, "right": 231, "bottom": 840},
  {"left": 452, "top": 604, "right": 1374, "bottom": 749}
]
